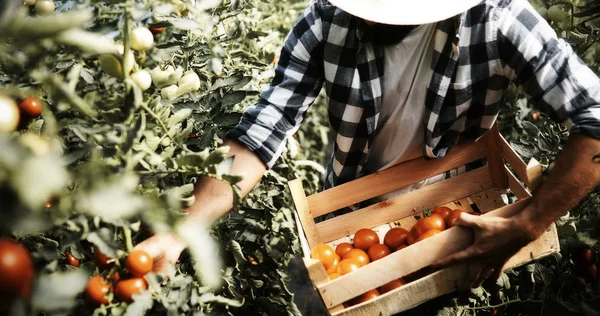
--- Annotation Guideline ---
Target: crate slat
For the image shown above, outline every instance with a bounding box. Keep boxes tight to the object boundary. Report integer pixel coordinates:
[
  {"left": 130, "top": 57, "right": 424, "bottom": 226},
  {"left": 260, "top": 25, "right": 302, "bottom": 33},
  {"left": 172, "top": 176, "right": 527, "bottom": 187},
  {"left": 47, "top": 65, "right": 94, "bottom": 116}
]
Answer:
[
  {"left": 289, "top": 179, "right": 321, "bottom": 248},
  {"left": 484, "top": 124, "right": 509, "bottom": 189}
]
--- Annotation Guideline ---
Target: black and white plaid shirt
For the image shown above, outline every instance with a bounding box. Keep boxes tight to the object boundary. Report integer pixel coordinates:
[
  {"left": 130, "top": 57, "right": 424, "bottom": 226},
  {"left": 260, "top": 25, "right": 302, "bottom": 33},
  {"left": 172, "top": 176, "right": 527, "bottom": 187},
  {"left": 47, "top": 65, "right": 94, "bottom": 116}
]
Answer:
[{"left": 227, "top": 0, "right": 600, "bottom": 189}]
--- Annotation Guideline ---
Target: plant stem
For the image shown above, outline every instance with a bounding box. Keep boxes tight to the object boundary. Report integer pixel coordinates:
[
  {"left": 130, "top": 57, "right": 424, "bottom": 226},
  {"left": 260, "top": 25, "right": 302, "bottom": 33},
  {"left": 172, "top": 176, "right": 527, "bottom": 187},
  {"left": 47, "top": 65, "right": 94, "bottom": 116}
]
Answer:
[
  {"left": 465, "top": 299, "right": 543, "bottom": 311},
  {"left": 124, "top": 227, "right": 134, "bottom": 252}
]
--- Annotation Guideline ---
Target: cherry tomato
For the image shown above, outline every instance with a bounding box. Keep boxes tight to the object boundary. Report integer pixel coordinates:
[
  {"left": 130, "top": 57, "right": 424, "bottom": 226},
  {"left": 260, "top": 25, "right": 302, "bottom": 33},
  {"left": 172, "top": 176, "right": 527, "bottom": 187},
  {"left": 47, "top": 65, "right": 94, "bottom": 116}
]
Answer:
[
  {"left": 396, "top": 244, "right": 407, "bottom": 251},
  {"left": 326, "top": 255, "right": 340, "bottom": 274},
  {"left": 66, "top": 253, "right": 80, "bottom": 267},
  {"left": 574, "top": 247, "right": 597, "bottom": 267},
  {"left": 337, "top": 258, "right": 361, "bottom": 275},
  {"left": 126, "top": 250, "right": 153, "bottom": 277},
  {"left": 311, "top": 244, "right": 337, "bottom": 271},
  {"left": 584, "top": 264, "right": 598, "bottom": 284},
  {"left": 109, "top": 271, "right": 121, "bottom": 283},
  {"left": 416, "top": 214, "right": 446, "bottom": 235},
  {"left": 130, "top": 28, "right": 154, "bottom": 51},
  {"left": 35, "top": 0, "right": 55, "bottom": 16},
  {"left": 85, "top": 276, "right": 110, "bottom": 306},
  {"left": 532, "top": 112, "right": 540, "bottom": 121},
  {"left": 335, "top": 242, "right": 354, "bottom": 258},
  {"left": 19, "top": 98, "right": 42, "bottom": 117},
  {"left": 431, "top": 206, "right": 452, "bottom": 220},
  {"left": 353, "top": 228, "right": 379, "bottom": 251},
  {"left": 416, "top": 229, "right": 442, "bottom": 242},
  {"left": 149, "top": 27, "right": 165, "bottom": 34},
  {"left": 367, "top": 244, "right": 391, "bottom": 261},
  {"left": 329, "top": 272, "right": 341, "bottom": 280},
  {"left": 383, "top": 227, "right": 409, "bottom": 250},
  {"left": 0, "top": 96, "right": 20, "bottom": 133},
  {"left": 406, "top": 227, "right": 419, "bottom": 245},
  {"left": 548, "top": 5, "right": 566, "bottom": 23},
  {"left": 343, "top": 248, "right": 370, "bottom": 267},
  {"left": 114, "top": 278, "right": 147, "bottom": 303},
  {"left": 43, "top": 202, "right": 52, "bottom": 208},
  {"left": 379, "top": 278, "right": 406, "bottom": 294},
  {"left": 0, "top": 240, "right": 34, "bottom": 299},
  {"left": 94, "top": 248, "right": 114, "bottom": 270},
  {"left": 446, "top": 209, "right": 464, "bottom": 228},
  {"left": 131, "top": 70, "right": 152, "bottom": 91}
]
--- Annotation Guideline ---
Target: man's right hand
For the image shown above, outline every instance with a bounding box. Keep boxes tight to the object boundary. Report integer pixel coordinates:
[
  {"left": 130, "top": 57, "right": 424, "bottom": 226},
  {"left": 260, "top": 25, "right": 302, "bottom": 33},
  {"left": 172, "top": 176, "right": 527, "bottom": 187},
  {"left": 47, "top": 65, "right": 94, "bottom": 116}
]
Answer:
[{"left": 133, "top": 233, "right": 187, "bottom": 275}]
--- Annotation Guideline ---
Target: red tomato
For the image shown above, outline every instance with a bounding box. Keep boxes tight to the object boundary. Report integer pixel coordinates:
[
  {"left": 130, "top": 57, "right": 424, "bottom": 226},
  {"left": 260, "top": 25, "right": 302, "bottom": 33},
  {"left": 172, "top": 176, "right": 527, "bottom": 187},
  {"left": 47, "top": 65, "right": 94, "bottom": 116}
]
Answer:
[
  {"left": 416, "top": 214, "right": 446, "bottom": 235},
  {"left": 126, "top": 250, "right": 153, "bottom": 277},
  {"left": 532, "top": 112, "right": 540, "bottom": 121},
  {"left": 311, "top": 244, "right": 337, "bottom": 271},
  {"left": 446, "top": 209, "right": 464, "bottom": 228},
  {"left": 343, "top": 248, "right": 370, "bottom": 267},
  {"left": 19, "top": 98, "right": 42, "bottom": 117},
  {"left": 66, "top": 253, "right": 80, "bottom": 267},
  {"left": 335, "top": 242, "right": 354, "bottom": 258},
  {"left": 406, "top": 227, "right": 419, "bottom": 245},
  {"left": 431, "top": 206, "right": 452, "bottom": 220},
  {"left": 94, "top": 248, "right": 114, "bottom": 270},
  {"left": 353, "top": 228, "right": 380, "bottom": 251},
  {"left": 574, "top": 247, "right": 597, "bottom": 267},
  {"left": 85, "top": 276, "right": 110, "bottom": 306},
  {"left": 337, "top": 258, "right": 361, "bottom": 275},
  {"left": 396, "top": 244, "right": 407, "bottom": 251},
  {"left": 416, "top": 229, "right": 442, "bottom": 242},
  {"left": 114, "top": 278, "right": 148, "bottom": 303},
  {"left": 379, "top": 278, "right": 406, "bottom": 294},
  {"left": 149, "top": 27, "right": 164, "bottom": 34},
  {"left": 383, "top": 227, "right": 409, "bottom": 250},
  {"left": 367, "top": 244, "right": 391, "bottom": 261},
  {"left": 0, "top": 240, "right": 34, "bottom": 299}
]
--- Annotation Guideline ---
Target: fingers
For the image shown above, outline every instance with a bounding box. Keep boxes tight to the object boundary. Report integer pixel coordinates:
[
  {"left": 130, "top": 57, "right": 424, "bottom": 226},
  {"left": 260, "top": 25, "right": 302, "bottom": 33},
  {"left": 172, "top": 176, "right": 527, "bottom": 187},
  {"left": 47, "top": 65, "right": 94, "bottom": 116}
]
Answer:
[
  {"left": 454, "top": 212, "right": 483, "bottom": 230},
  {"left": 432, "top": 246, "right": 481, "bottom": 269}
]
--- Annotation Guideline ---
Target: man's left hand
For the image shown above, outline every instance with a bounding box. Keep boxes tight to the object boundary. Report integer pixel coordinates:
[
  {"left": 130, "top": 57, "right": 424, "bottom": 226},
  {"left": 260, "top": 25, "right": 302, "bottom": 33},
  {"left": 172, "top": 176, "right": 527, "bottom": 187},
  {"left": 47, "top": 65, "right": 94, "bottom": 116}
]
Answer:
[{"left": 432, "top": 212, "right": 541, "bottom": 290}]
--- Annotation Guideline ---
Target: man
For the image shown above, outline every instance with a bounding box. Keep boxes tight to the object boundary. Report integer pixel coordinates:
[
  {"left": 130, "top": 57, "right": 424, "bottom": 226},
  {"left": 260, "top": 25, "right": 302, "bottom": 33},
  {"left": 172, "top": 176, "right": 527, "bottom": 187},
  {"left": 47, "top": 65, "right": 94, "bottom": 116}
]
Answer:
[{"left": 136, "top": 0, "right": 600, "bottom": 291}]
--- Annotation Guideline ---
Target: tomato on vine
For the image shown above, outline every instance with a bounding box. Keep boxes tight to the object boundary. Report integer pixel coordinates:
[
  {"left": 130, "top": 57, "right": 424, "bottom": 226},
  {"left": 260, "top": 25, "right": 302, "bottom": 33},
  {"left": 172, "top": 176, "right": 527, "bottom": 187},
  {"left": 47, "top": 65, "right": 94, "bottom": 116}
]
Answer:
[
  {"left": 0, "top": 96, "right": 20, "bottom": 133},
  {"left": 66, "top": 253, "right": 80, "bottom": 267},
  {"left": 125, "top": 250, "right": 153, "bottom": 277},
  {"left": 85, "top": 276, "right": 110, "bottom": 306},
  {"left": 0, "top": 240, "right": 34, "bottom": 299},
  {"left": 93, "top": 248, "right": 113, "bottom": 270},
  {"left": 19, "top": 97, "right": 43, "bottom": 117},
  {"left": 114, "top": 278, "right": 148, "bottom": 303}
]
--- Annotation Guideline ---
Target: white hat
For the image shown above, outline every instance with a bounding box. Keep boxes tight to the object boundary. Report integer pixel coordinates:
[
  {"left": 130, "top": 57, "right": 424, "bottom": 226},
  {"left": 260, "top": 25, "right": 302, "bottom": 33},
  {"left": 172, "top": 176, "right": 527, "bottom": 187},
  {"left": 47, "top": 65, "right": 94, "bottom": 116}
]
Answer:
[{"left": 328, "top": 0, "right": 483, "bottom": 25}]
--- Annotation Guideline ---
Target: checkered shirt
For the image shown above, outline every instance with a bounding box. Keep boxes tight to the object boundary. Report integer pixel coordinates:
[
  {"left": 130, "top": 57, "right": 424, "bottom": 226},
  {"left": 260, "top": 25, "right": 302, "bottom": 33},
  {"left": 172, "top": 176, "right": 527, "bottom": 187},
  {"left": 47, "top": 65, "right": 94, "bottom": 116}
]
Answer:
[{"left": 227, "top": 0, "right": 600, "bottom": 190}]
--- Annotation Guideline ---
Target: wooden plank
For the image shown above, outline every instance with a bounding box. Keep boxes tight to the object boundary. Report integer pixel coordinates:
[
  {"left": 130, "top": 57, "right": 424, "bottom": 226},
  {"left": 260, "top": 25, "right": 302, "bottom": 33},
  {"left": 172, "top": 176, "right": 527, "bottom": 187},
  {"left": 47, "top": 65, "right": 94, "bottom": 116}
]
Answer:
[
  {"left": 390, "top": 217, "right": 418, "bottom": 230},
  {"left": 304, "top": 258, "right": 345, "bottom": 314},
  {"left": 497, "top": 133, "right": 542, "bottom": 190},
  {"left": 307, "top": 141, "right": 488, "bottom": 217},
  {"left": 316, "top": 167, "right": 493, "bottom": 243},
  {"left": 294, "top": 209, "right": 312, "bottom": 258},
  {"left": 526, "top": 158, "right": 543, "bottom": 191},
  {"left": 484, "top": 124, "right": 509, "bottom": 189},
  {"left": 316, "top": 200, "right": 530, "bottom": 308},
  {"left": 289, "top": 179, "right": 321, "bottom": 248},
  {"left": 330, "top": 224, "right": 559, "bottom": 316},
  {"left": 469, "top": 188, "right": 508, "bottom": 214},
  {"left": 506, "top": 166, "right": 531, "bottom": 199},
  {"left": 441, "top": 198, "right": 474, "bottom": 213}
]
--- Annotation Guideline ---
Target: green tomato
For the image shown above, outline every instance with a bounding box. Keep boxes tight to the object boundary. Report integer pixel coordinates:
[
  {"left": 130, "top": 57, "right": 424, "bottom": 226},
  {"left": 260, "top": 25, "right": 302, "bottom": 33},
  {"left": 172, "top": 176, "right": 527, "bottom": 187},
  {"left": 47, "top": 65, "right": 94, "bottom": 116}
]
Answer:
[
  {"left": 177, "top": 71, "right": 201, "bottom": 94},
  {"left": 34, "top": 0, "right": 55, "bottom": 16},
  {"left": 130, "top": 28, "right": 154, "bottom": 51},
  {"left": 161, "top": 85, "right": 179, "bottom": 100},
  {"left": 547, "top": 5, "right": 566, "bottom": 23},
  {"left": 131, "top": 70, "right": 152, "bottom": 91},
  {"left": 536, "top": 7, "right": 548, "bottom": 21},
  {"left": 0, "top": 96, "right": 19, "bottom": 133}
]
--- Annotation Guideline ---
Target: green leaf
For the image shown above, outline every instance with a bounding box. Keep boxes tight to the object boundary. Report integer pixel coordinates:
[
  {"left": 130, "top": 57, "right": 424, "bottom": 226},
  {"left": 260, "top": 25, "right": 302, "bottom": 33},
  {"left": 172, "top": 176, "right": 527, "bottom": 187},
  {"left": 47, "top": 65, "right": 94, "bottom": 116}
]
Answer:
[
  {"left": 31, "top": 270, "right": 89, "bottom": 313},
  {"left": 219, "top": 91, "right": 247, "bottom": 107}
]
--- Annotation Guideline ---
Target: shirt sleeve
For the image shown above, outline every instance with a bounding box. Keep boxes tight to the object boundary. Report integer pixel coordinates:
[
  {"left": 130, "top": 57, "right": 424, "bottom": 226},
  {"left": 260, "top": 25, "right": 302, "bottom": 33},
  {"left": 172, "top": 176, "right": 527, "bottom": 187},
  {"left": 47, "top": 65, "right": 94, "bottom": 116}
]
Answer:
[
  {"left": 495, "top": 0, "right": 600, "bottom": 139},
  {"left": 226, "top": 0, "right": 326, "bottom": 168}
]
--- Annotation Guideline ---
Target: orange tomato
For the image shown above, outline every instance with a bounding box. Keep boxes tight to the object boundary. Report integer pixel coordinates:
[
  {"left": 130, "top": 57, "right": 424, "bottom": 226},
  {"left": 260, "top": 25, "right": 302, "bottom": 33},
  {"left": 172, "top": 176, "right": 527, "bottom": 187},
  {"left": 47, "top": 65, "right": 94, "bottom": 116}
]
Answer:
[
  {"left": 416, "top": 214, "right": 446, "bottom": 235},
  {"left": 335, "top": 242, "right": 354, "bottom": 258},
  {"left": 311, "top": 244, "right": 337, "bottom": 271},
  {"left": 396, "top": 244, "right": 407, "bottom": 251},
  {"left": 343, "top": 248, "right": 370, "bottom": 266},
  {"left": 329, "top": 272, "right": 341, "bottom": 280},
  {"left": 66, "top": 253, "right": 80, "bottom": 267},
  {"left": 114, "top": 278, "right": 147, "bottom": 303},
  {"left": 431, "top": 206, "right": 452, "bottom": 220},
  {"left": 94, "top": 248, "right": 113, "bottom": 270},
  {"left": 367, "top": 244, "right": 391, "bottom": 261},
  {"left": 326, "top": 255, "right": 341, "bottom": 274},
  {"left": 85, "top": 276, "right": 110, "bottom": 306},
  {"left": 416, "top": 229, "right": 442, "bottom": 242},
  {"left": 406, "top": 227, "right": 419, "bottom": 245},
  {"left": 379, "top": 278, "right": 406, "bottom": 294},
  {"left": 383, "top": 227, "right": 409, "bottom": 250},
  {"left": 446, "top": 209, "right": 463, "bottom": 228},
  {"left": 352, "top": 289, "right": 380, "bottom": 305},
  {"left": 337, "top": 258, "right": 361, "bottom": 275},
  {"left": 19, "top": 97, "right": 42, "bottom": 117},
  {"left": 353, "top": 228, "right": 379, "bottom": 251},
  {"left": 126, "top": 250, "right": 153, "bottom": 277}
]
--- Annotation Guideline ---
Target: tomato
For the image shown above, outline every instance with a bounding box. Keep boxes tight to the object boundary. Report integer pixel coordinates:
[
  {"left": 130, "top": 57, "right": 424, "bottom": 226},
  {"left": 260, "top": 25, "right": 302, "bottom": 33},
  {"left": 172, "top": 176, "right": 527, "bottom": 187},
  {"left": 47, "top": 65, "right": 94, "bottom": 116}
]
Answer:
[
  {"left": 343, "top": 248, "right": 370, "bottom": 267},
  {"left": 352, "top": 289, "right": 380, "bottom": 305},
  {"left": 66, "top": 253, "right": 80, "bottom": 267},
  {"left": 126, "top": 250, "right": 153, "bottom": 277},
  {"left": 19, "top": 97, "right": 42, "bottom": 117},
  {"left": 379, "top": 278, "right": 406, "bottom": 294},
  {"left": 311, "top": 244, "right": 337, "bottom": 271},
  {"left": 109, "top": 271, "right": 121, "bottom": 283},
  {"left": 131, "top": 28, "right": 154, "bottom": 51},
  {"left": 131, "top": 70, "right": 152, "bottom": 91},
  {"left": 94, "top": 248, "right": 114, "bottom": 270},
  {"left": 23, "top": 0, "right": 36, "bottom": 6},
  {"left": 532, "top": 112, "right": 540, "bottom": 121},
  {"left": 416, "top": 229, "right": 442, "bottom": 242},
  {"left": 44, "top": 201, "right": 52, "bottom": 208},
  {"left": 396, "top": 244, "right": 407, "bottom": 251},
  {"left": 547, "top": 5, "right": 566, "bottom": 23},
  {"left": 584, "top": 264, "right": 598, "bottom": 284},
  {"left": 431, "top": 206, "right": 452, "bottom": 220},
  {"left": 329, "top": 272, "right": 341, "bottom": 280},
  {"left": 337, "top": 258, "right": 361, "bottom": 275},
  {"left": 406, "top": 227, "right": 419, "bottom": 245},
  {"left": 573, "top": 247, "right": 597, "bottom": 267},
  {"left": 0, "top": 240, "right": 34, "bottom": 299},
  {"left": 335, "top": 242, "right": 354, "bottom": 258},
  {"left": 326, "top": 255, "right": 340, "bottom": 274},
  {"left": 0, "top": 96, "right": 20, "bottom": 133},
  {"left": 149, "top": 27, "right": 164, "bottom": 34},
  {"left": 446, "top": 209, "right": 464, "bottom": 228},
  {"left": 114, "top": 277, "right": 147, "bottom": 303},
  {"left": 177, "top": 71, "right": 201, "bottom": 94},
  {"left": 99, "top": 46, "right": 134, "bottom": 78},
  {"left": 415, "top": 214, "right": 446, "bottom": 235},
  {"left": 35, "top": 0, "right": 55, "bottom": 16},
  {"left": 383, "top": 227, "right": 409, "bottom": 250},
  {"left": 353, "top": 228, "right": 379, "bottom": 251},
  {"left": 85, "top": 276, "right": 110, "bottom": 306},
  {"left": 367, "top": 244, "right": 391, "bottom": 262},
  {"left": 161, "top": 84, "right": 179, "bottom": 100}
]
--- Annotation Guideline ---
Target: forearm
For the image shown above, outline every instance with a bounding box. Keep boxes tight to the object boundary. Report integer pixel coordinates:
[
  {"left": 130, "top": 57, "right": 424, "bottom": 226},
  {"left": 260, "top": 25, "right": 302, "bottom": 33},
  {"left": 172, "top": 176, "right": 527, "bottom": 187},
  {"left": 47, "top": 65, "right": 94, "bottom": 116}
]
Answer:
[
  {"left": 185, "top": 139, "right": 267, "bottom": 224},
  {"left": 516, "top": 133, "right": 600, "bottom": 236}
]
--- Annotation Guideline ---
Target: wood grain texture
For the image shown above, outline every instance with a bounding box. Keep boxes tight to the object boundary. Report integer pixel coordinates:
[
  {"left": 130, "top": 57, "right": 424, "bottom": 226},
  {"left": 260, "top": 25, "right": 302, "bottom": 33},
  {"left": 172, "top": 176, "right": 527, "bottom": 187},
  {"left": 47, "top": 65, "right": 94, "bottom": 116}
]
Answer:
[
  {"left": 526, "top": 158, "right": 543, "bottom": 191},
  {"left": 484, "top": 125, "right": 509, "bottom": 189},
  {"left": 315, "top": 167, "right": 493, "bottom": 243},
  {"left": 497, "top": 132, "right": 542, "bottom": 190},
  {"left": 289, "top": 179, "right": 320, "bottom": 248},
  {"left": 469, "top": 188, "right": 508, "bottom": 214},
  {"left": 306, "top": 141, "right": 487, "bottom": 217},
  {"left": 506, "top": 166, "right": 532, "bottom": 199}
]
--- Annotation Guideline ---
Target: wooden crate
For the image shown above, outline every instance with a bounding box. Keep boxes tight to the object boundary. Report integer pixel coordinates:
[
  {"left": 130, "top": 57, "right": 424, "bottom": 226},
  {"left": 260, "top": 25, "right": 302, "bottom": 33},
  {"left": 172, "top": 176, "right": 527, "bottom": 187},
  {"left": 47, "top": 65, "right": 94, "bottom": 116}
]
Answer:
[{"left": 288, "top": 125, "right": 560, "bottom": 316}]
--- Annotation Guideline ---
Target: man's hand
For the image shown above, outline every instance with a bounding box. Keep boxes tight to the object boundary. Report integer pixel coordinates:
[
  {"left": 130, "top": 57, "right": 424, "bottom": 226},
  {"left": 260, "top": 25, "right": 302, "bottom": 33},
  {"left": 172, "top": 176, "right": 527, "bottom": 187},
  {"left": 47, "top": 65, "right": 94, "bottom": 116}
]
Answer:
[
  {"left": 432, "top": 211, "right": 541, "bottom": 290},
  {"left": 133, "top": 233, "right": 187, "bottom": 275}
]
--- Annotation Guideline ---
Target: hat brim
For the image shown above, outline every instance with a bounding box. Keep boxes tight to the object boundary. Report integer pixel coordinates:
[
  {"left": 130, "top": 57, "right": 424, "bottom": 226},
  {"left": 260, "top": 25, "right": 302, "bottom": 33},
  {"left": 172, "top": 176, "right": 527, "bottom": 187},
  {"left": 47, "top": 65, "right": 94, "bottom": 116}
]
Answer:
[{"left": 327, "top": 0, "right": 483, "bottom": 25}]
